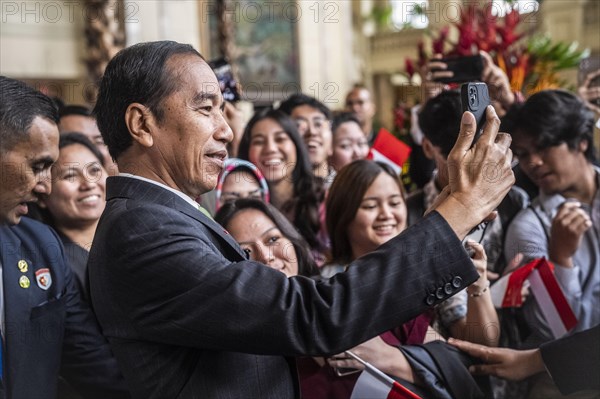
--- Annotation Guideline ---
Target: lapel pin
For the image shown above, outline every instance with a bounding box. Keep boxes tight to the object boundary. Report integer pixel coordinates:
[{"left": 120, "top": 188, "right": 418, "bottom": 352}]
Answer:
[
  {"left": 19, "top": 275, "right": 30, "bottom": 289},
  {"left": 35, "top": 268, "right": 52, "bottom": 290},
  {"left": 18, "top": 259, "right": 28, "bottom": 273}
]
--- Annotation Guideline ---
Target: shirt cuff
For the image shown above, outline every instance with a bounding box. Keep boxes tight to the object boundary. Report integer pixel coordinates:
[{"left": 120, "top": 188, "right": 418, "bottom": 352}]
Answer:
[{"left": 553, "top": 264, "right": 582, "bottom": 296}]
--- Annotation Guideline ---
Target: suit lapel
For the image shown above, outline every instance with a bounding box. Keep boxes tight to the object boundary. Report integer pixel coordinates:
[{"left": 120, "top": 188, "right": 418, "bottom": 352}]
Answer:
[
  {"left": 178, "top": 206, "right": 246, "bottom": 258},
  {"left": 0, "top": 225, "right": 31, "bottom": 378},
  {"left": 107, "top": 176, "right": 247, "bottom": 259}
]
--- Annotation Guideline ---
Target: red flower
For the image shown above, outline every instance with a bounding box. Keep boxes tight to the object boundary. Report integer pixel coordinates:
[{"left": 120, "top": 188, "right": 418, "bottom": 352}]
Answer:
[
  {"left": 405, "top": 58, "right": 415, "bottom": 79},
  {"left": 394, "top": 106, "right": 406, "bottom": 130},
  {"left": 417, "top": 41, "right": 427, "bottom": 67},
  {"left": 432, "top": 26, "right": 449, "bottom": 55},
  {"left": 498, "top": 10, "right": 522, "bottom": 49}
]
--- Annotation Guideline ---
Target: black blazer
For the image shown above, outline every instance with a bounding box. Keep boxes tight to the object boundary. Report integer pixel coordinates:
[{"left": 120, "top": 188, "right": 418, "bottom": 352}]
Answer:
[
  {"left": 88, "top": 176, "right": 479, "bottom": 399},
  {"left": 0, "top": 217, "right": 129, "bottom": 399},
  {"left": 540, "top": 324, "right": 600, "bottom": 395}
]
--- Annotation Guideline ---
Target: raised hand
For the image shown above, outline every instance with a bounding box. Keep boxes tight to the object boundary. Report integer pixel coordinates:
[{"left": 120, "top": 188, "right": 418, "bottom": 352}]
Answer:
[
  {"left": 421, "top": 54, "right": 448, "bottom": 103},
  {"left": 448, "top": 338, "right": 544, "bottom": 381},
  {"left": 577, "top": 70, "right": 600, "bottom": 114},
  {"left": 480, "top": 51, "right": 515, "bottom": 116},
  {"left": 327, "top": 336, "right": 416, "bottom": 383},
  {"left": 435, "top": 106, "right": 515, "bottom": 239},
  {"left": 549, "top": 201, "right": 592, "bottom": 267}
]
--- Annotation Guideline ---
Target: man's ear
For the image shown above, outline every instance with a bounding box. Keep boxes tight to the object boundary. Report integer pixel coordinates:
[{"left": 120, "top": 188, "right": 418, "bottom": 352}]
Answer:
[
  {"left": 422, "top": 137, "right": 436, "bottom": 160},
  {"left": 125, "top": 103, "right": 156, "bottom": 148}
]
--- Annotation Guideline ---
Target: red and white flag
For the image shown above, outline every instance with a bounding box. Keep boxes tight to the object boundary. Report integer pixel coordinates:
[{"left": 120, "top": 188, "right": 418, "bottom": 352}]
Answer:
[
  {"left": 348, "top": 351, "right": 422, "bottom": 399},
  {"left": 367, "top": 128, "right": 412, "bottom": 175},
  {"left": 490, "top": 258, "right": 578, "bottom": 339}
]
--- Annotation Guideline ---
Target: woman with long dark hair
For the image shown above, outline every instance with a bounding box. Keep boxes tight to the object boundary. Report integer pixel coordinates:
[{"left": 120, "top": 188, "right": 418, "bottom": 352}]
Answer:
[
  {"left": 215, "top": 198, "right": 319, "bottom": 278},
  {"left": 238, "top": 108, "right": 327, "bottom": 263}
]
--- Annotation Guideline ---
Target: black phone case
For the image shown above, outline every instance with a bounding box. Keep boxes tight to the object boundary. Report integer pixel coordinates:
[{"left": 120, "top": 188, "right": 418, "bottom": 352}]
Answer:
[
  {"left": 434, "top": 55, "right": 484, "bottom": 84},
  {"left": 208, "top": 57, "right": 241, "bottom": 102},
  {"left": 461, "top": 82, "right": 490, "bottom": 147}
]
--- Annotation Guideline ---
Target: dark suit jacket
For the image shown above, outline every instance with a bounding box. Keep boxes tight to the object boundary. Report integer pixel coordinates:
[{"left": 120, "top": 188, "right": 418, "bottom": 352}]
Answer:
[
  {"left": 540, "top": 324, "right": 600, "bottom": 395},
  {"left": 88, "top": 176, "right": 479, "bottom": 399},
  {"left": 0, "top": 217, "right": 129, "bottom": 399}
]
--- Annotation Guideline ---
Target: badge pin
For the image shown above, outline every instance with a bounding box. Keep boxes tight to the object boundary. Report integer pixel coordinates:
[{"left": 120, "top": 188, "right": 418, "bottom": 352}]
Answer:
[
  {"left": 19, "top": 275, "right": 30, "bottom": 289},
  {"left": 18, "top": 259, "right": 28, "bottom": 273},
  {"left": 35, "top": 268, "right": 52, "bottom": 290}
]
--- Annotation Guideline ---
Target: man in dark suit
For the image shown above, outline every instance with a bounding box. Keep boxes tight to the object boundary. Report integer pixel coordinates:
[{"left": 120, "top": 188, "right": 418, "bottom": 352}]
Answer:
[
  {"left": 449, "top": 325, "right": 600, "bottom": 395},
  {"left": 89, "top": 40, "right": 515, "bottom": 399},
  {"left": 0, "top": 76, "right": 129, "bottom": 398}
]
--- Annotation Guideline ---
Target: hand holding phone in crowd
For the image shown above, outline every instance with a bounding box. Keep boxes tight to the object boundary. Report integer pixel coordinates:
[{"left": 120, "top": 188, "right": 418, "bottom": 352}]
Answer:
[
  {"left": 431, "top": 54, "right": 484, "bottom": 84},
  {"left": 428, "top": 52, "right": 515, "bottom": 116},
  {"left": 461, "top": 82, "right": 491, "bottom": 148},
  {"left": 577, "top": 70, "right": 600, "bottom": 113}
]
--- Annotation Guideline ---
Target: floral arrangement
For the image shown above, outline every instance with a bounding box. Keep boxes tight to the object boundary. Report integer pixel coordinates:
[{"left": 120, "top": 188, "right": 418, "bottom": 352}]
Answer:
[{"left": 405, "top": 1, "right": 588, "bottom": 96}]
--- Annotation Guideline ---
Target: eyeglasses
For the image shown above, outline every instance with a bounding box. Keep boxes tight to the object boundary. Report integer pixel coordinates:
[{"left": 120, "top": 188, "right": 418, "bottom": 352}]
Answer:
[
  {"left": 294, "top": 117, "right": 330, "bottom": 134},
  {"left": 346, "top": 99, "right": 366, "bottom": 107}
]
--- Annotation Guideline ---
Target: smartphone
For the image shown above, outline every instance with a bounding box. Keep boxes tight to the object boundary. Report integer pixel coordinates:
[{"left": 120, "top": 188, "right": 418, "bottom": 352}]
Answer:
[
  {"left": 434, "top": 55, "right": 484, "bottom": 84},
  {"left": 461, "top": 82, "right": 490, "bottom": 148},
  {"left": 208, "top": 58, "right": 241, "bottom": 102}
]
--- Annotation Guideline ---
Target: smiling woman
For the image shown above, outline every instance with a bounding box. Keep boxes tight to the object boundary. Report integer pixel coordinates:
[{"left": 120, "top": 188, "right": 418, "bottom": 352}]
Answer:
[
  {"left": 326, "top": 160, "right": 408, "bottom": 268},
  {"left": 237, "top": 108, "right": 327, "bottom": 262},
  {"left": 38, "top": 132, "right": 108, "bottom": 302},
  {"left": 214, "top": 198, "right": 319, "bottom": 278}
]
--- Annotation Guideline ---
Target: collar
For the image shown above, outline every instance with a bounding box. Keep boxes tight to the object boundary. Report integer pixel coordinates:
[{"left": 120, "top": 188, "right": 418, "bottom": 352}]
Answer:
[
  {"left": 118, "top": 173, "right": 200, "bottom": 212},
  {"left": 423, "top": 171, "right": 441, "bottom": 210}
]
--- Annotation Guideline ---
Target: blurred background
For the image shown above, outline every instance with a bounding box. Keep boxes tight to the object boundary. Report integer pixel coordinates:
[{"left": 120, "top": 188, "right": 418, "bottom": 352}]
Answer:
[{"left": 1, "top": 0, "right": 598, "bottom": 145}]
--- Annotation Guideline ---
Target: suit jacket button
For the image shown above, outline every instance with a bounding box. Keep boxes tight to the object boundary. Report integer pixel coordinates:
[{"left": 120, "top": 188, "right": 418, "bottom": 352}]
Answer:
[
  {"left": 426, "top": 294, "right": 436, "bottom": 306},
  {"left": 452, "top": 276, "right": 463, "bottom": 288},
  {"left": 444, "top": 283, "right": 454, "bottom": 295},
  {"left": 436, "top": 287, "right": 445, "bottom": 299}
]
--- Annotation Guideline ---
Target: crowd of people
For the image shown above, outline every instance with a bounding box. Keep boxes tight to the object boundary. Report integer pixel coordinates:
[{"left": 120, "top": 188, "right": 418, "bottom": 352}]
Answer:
[{"left": 0, "top": 39, "right": 598, "bottom": 399}]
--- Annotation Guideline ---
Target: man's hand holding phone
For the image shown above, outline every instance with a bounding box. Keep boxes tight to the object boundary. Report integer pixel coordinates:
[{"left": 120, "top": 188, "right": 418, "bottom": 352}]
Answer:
[
  {"left": 461, "top": 82, "right": 490, "bottom": 148},
  {"left": 434, "top": 105, "right": 515, "bottom": 240}
]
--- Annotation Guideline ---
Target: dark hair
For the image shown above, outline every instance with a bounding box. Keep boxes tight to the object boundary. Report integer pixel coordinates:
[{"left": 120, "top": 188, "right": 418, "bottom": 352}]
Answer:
[
  {"left": 59, "top": 132, "right": 106, "bottom": 167},
  {"left": 418, "top": 90, "right": 462, "bottom": 157},
  {"left": 514, "top": 89, "right": 596, "bottom": 161},
  {"left": 499, "top": 102, "right": 523, "bottom": 135},
  {"left": 52, "top": 97, "right": 65, "bottom": 111},
  {"left": 0, "top": 76, "right": 59, "bottom": 151},
  {"left": 59, "top": 104, "right": 93, "bottom": 119},
  {"left": 238, "top": 108, "right": 325, "bottom": 249},
  {"left": 331, "top": 112, "right": 361, "bottom": 136},
  {"left": 279, "top": 93, "right": 332, "bottom": 121},
  {"left": 348, "top": 83, "right": 369, "bottom": 93},
  {"left": 326, "top": 160, "right": 405, "bottom": 265},
  {"left": 215, "top": 198, "right": 319, "bottom": 277},
  {"left": 94, "top": 41, "right": 203, "bottom": 160}
]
